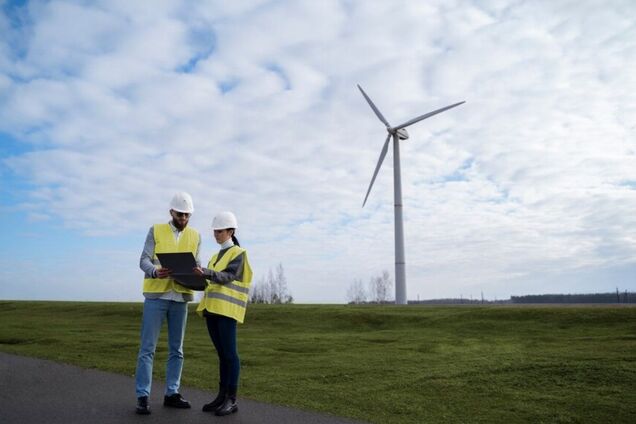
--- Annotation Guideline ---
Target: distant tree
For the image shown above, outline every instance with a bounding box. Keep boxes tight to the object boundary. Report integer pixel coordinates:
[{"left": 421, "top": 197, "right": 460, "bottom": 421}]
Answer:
[
  {"left": 268, "top": 268, "right": 278, "bottom": 303},
  {"left": 272, "top": 263, "right": 293, "bottom": 304},
  {"left": 249, "top": 263, "right": 293, "bottom": 304},
  {"left": 369, "top": 270, "right": 392, "bottom": 303},
  {"left": 249, "top": 276, "right": 267, "bottom": 304},
  {"left": 347, "top": 279, "right": 367, "bottom": 304}
]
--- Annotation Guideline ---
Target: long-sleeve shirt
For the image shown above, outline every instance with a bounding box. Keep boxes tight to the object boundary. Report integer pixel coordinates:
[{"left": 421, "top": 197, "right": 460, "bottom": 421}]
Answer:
[{"left": 139, "top": 221, "right": 201, "bottom": 302}]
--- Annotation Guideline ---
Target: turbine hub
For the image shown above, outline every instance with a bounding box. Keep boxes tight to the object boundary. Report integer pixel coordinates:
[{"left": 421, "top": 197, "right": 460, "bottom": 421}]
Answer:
[{"left": 396, "top": 128, "right": 409, "bottom": 140}]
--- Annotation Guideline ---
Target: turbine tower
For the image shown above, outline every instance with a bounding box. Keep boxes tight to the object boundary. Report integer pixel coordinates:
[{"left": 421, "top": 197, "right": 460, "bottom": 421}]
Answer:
[{"left": 358, "top": 84, "right": 465, "bottom": 305}]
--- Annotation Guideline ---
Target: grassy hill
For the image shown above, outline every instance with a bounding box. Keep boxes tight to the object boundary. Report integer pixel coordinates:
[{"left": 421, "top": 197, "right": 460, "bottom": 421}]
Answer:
[{"left": 0, "top": 301, "right": 634, "bottom": 423}]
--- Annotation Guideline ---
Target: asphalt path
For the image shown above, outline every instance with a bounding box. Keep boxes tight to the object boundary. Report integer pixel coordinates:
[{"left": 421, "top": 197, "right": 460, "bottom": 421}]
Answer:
[{"left": 0, "top": 352, "right": 366, "bottom": 424}]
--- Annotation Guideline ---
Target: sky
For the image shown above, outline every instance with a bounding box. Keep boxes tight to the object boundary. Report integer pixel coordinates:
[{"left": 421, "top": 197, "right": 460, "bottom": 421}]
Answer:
[{"left": 1, "top": 0, "right": 635, "bottom": 303}]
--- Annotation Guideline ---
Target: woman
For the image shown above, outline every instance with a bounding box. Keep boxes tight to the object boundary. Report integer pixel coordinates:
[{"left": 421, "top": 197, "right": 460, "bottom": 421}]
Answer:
[{"left": 193, "top": 211, "right": 253, "bottom": 416}]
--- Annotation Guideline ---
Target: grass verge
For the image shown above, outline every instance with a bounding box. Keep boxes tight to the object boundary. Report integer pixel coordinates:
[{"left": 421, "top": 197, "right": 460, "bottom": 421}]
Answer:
[{"left": 0, "top": 301, "right": 635, "bottom": 423}]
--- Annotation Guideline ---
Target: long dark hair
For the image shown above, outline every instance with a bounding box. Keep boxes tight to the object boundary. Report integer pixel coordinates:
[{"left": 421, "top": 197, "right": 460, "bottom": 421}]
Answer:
[{"left": 230, "top": 229, "right": 240, "bottom": 247}]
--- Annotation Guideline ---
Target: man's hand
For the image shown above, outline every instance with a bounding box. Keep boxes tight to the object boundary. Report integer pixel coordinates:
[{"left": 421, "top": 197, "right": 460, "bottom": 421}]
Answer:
[
  {"left": 193, "top": 266, "right": 204, "bottom": 276},
  {"left": 156, "top": 267, "right": 172, "bottom": 279}
]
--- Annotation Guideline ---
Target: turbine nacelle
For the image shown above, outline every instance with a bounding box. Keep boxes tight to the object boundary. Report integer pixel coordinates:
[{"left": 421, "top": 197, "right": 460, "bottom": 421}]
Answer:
[{"left": 393, "top": 128, "right": 409, "bottom": 140}]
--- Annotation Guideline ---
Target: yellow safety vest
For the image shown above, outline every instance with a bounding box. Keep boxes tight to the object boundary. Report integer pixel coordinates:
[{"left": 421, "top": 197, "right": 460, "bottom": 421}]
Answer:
[
  {"left": 143, "top": 223, "right": 200, "bottom": 297},
  {"left": 196, "top": 246, "right": 253, "bottom": 323}
]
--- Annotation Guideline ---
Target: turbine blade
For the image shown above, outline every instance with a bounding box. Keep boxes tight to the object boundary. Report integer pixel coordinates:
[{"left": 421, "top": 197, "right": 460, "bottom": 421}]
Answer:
[
  {"left": 357, "top": 84, "right": 391, "bottom": 128},
  {"left": 393, "top": 101, "right": 465, "bottom": 130},
  {"left": 362, "top": 134, "right": 391, "bottom": 207}
]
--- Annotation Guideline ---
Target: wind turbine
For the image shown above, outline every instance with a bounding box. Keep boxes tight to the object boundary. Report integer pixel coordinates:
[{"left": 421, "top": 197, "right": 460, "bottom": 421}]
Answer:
[{"left": 358, "top": 84, "right": 465, "bottom": 305}]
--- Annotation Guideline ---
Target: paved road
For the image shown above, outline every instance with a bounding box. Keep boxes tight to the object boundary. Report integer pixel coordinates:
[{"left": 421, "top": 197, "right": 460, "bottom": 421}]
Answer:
[{"left": 0, "top": 352, "right": 366, "bottom": 424}]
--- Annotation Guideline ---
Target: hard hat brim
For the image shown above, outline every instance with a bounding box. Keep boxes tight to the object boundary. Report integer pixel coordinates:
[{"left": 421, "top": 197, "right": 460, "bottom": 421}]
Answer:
[{"left": 171, "top": 207, "right": 194, "bottom": 213}]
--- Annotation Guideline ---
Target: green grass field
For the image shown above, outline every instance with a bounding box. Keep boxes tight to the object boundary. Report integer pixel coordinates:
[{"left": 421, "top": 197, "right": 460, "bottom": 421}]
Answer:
[{"left": 0, "top": 301, "right": 634, "bottom": 423}]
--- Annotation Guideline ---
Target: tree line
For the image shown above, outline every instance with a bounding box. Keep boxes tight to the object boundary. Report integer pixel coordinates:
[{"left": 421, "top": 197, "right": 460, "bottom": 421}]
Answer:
[
  {"left": 245, "top": 265, "right": 634, "bottom": 305},
  {"left": 511, "top": 291, "right": 634, "bottom": 304},
  {"left": 346, "top": 274, "right": 635, "bottom": 304}
]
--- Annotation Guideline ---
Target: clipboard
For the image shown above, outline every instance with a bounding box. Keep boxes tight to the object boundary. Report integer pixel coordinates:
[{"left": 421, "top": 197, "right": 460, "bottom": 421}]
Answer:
[{"left": 156, "top": 252, "right": 207, "bottom": 291}]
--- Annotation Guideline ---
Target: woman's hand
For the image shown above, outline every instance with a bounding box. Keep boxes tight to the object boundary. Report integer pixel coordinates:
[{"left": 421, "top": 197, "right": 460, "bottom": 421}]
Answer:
[
  {"left": 193, "top": 266, "right": 204, "bottom": 276},
  {"left": 156, "top": 267, "right": 172, "bottom": 278}
]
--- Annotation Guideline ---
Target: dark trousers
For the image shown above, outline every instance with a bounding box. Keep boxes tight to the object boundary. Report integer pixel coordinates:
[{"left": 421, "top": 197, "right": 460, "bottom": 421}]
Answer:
[{"left": 205, "top": 314, "right": 240, "bottom": 390}]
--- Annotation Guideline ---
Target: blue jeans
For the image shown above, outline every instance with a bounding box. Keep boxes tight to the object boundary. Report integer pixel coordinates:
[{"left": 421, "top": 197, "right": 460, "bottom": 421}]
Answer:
[
  {"left": 205, "top": 314, "right": 240, "bottom": 389},
  {"left": 135, "top": 298, "right": 188, "bottom": 398}
]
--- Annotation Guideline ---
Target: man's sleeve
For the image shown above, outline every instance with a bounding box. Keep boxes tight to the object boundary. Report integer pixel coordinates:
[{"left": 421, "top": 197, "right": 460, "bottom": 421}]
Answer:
[{"left": 139, "top": 227, "right": 157, "bottom": 278}]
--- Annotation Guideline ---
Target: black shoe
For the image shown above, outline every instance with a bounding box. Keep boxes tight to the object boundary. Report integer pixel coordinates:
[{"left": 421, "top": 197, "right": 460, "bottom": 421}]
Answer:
[
  {"left": 215, "top": 396, "right": 238, "bottom": 416},
  {"left": 136, "top": 396, "right": 151, "bottom": 415},
  {"left": 163, "top": 393, "right": 191, "bottom": 409},
  {"left": 202, "top": 386, "right": 227, "bottom": 412}
]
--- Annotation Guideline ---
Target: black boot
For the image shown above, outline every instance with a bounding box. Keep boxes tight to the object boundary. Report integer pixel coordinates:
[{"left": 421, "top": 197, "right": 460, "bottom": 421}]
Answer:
[
  {"left": 163, "top": 393, "right": 191, "bottom": 409},
  {"left": 202, "top": 385, "right": 227, "bottom": 412},
  {"left": 215, "top": 387, "right": 238, "bottom": 416},
  {"left": 136, "top": 396, "right": 151, "bottom": 415}
]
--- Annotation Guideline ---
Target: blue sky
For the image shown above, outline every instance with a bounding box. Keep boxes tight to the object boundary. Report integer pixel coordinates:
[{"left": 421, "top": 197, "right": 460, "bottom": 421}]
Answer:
[{"left": 1, "top": 0, "right": 635, "bottom": 303}]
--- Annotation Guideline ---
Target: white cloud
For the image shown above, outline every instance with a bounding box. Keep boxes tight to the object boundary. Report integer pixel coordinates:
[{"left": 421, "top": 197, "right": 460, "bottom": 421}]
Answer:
[{"left": 0, "top": 0, "right": 635, "bottom": 303}]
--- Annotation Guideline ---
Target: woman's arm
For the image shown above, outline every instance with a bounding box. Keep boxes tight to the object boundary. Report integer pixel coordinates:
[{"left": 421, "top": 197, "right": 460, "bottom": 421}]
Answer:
[{"left": 194, "top": 252, "right": 245, "bottom": 284}]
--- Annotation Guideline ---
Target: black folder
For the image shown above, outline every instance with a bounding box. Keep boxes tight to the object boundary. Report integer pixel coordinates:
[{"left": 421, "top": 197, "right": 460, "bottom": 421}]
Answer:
[{"left": 156, "top": 252, "right": 207, "bottom": 291}]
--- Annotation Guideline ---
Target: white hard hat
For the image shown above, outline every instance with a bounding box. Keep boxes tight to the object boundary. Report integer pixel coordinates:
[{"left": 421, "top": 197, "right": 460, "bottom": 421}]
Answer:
[
  {"left": 169, "top": 192, "right": 194, "bottom": 213},
  {"left": 212, "top": 211, "right": 238, "bottom": 230}
]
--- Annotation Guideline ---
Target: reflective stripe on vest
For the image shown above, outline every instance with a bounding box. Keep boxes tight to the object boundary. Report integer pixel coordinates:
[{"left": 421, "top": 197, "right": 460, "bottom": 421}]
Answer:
[
  {"left": 206, "top": 292, "right": 248, "bottom": 308},
  {"left": 196, "top": 246, "right": 253, "bottom": 323},
  {"left": 143, "top": 223, "right": 200, "bottom": 296},
  {"left": 221, "top": 282, "right": 250, "bottom": 295}
]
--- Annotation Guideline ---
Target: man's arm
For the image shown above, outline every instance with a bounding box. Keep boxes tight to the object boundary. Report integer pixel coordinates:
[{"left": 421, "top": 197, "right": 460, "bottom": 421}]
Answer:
[{"left": 139, "top": 227, "right": 158, "bottom": 278}]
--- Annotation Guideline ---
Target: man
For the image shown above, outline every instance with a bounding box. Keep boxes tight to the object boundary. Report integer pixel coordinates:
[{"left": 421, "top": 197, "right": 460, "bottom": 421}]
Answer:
[{"left": 135, "top": 192, "right": 201, "bottom": 415}]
